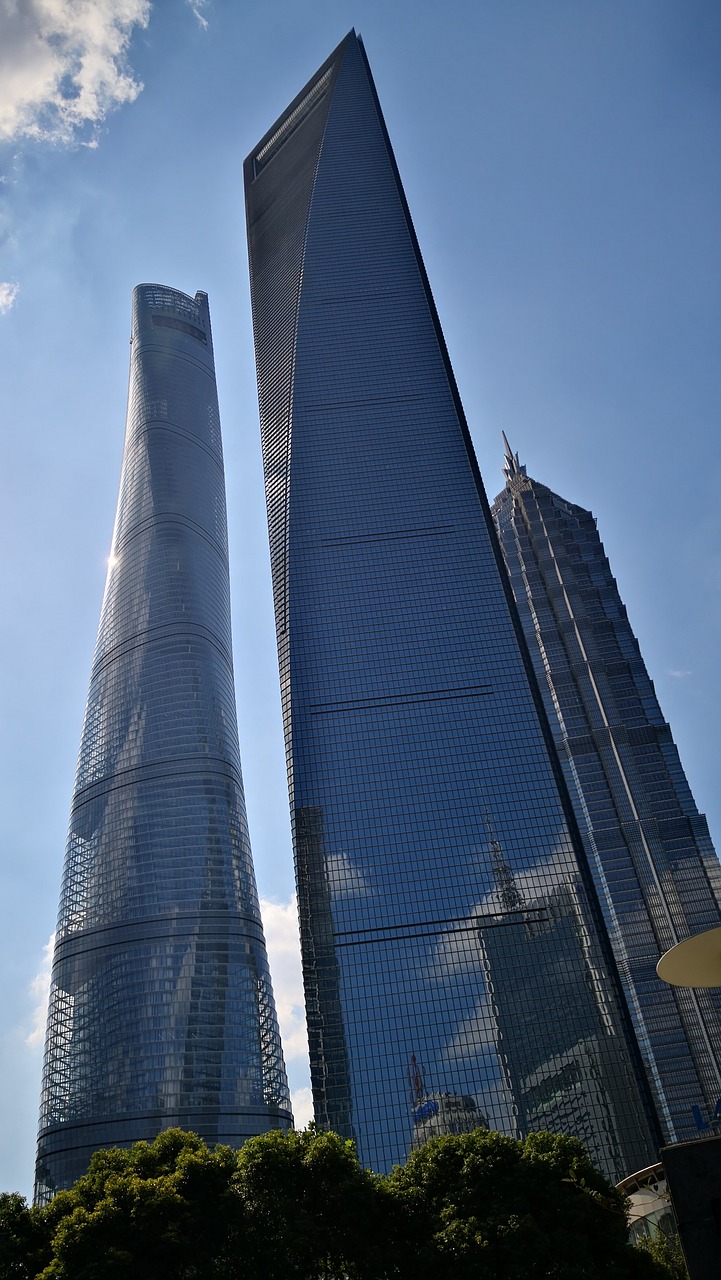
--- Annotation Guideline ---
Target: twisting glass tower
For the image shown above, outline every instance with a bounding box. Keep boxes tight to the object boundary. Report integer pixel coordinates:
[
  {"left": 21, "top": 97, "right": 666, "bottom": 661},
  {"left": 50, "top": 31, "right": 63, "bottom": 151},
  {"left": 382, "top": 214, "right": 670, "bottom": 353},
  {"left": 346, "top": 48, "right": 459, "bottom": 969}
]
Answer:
[
  {"left": 244, "top": 32, "right": 660, "bottom": 1179},
  {"left": 35, "top": 285, "right": 291, "bottom": 1201},
  {"left": 493, "top": 441, "right": 721, "bottom": 1144}
]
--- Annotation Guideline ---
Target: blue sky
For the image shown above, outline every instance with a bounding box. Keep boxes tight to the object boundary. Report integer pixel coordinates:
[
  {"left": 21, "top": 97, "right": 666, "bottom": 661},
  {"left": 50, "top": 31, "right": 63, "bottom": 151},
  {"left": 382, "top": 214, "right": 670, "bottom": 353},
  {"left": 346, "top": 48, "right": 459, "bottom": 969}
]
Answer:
[{"left": 1, "top": 0, "right": 719, "bottom": 1197}]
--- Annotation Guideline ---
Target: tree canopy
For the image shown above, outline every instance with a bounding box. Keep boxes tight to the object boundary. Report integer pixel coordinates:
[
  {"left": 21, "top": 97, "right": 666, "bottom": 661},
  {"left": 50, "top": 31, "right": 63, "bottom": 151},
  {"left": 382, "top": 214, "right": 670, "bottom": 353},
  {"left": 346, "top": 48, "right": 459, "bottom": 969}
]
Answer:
[{"left": 0, "top": 1127, "right": 679, "bottom": 1279}]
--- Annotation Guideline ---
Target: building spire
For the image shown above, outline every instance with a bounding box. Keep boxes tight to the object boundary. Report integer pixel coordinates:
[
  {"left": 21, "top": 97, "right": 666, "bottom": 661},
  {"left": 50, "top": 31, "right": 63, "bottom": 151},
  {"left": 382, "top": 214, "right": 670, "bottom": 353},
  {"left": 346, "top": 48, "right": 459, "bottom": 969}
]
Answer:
[
  {"left": 485, "top": 812, "right": 524, "bottom": 911},
  {"left": 502, "top": 432, "right": 526, "bottom": 481}
]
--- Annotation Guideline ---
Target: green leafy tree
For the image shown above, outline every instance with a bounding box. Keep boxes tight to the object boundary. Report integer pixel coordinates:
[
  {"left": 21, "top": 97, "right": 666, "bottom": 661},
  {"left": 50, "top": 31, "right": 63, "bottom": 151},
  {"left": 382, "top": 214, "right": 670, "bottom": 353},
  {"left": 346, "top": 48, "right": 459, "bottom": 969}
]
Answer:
[
  {"left": 634, "top": 1231, "right": 689, "bottom": 1280},
  {"left": 236, "top": 1125, "right": 388, "bottom": 1279},
  {"left": 35, "top": 1130, "right": 242, "bottom": 1280},
  {"left": 0, "top": 1193, "right": 51, "bottom": 1280},
  {"left": 2, "top": 1126, "right": 675, "bottom": 1279},
  {"left": 16, "top": 1127, "right": 385, "bottom": 1280},
  {"left": 385, "top": 1128, "right": 665, "bottom": 1280}
]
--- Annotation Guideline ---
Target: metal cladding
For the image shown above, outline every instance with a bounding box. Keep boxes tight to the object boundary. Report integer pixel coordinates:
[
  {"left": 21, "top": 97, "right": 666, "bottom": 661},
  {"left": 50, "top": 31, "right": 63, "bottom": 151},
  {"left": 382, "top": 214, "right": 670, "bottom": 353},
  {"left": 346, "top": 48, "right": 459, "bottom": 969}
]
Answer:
[
  {"left": 493, "top": 454, "right": 721, "bottom": 1143},
  {"left": 35, "top": 285, "right": 291, "bottom": 1201},
  {"left": 244, "top": 32, "right": 660, "bottom": 1179}
]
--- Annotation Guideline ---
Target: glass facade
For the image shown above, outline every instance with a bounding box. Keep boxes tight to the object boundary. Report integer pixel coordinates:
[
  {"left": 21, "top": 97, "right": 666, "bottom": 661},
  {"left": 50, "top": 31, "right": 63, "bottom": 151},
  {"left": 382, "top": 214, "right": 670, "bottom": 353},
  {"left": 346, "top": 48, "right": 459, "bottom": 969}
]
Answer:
[
  {"left": 244, "top": 32, "right": 659, "bottom": 1179},
  {"left": 35, "top": 284, "right": 291, "bottom": 1202},
  {"left": 493, "top": 442, "right": 721, "bottom": 1143}
]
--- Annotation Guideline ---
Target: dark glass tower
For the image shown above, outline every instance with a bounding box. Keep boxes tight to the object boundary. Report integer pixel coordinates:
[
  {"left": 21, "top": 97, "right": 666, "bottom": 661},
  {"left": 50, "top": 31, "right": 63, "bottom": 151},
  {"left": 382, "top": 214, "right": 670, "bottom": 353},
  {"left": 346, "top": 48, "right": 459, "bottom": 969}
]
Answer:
[
  {"left": 35, "top": 284, "right": 291, "bottom": 1201},
  {"left": 244, "top": 32, "right": 659, "bottom": 1179},
  {"left": 492, "top": 441, "right": 721, "bottom": 1144}
]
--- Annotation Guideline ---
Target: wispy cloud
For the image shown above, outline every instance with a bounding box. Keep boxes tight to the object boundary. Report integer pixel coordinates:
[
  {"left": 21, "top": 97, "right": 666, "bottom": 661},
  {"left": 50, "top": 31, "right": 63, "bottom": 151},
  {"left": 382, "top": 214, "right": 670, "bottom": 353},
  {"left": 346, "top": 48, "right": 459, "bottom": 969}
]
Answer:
[
  {"left": 187, "top": 0, "right": 209, "bottom": 30},
  {"left": 442, "top": 999, "right": 497, "bottom": 1064},
  {"left": 0, "top": 281, "right": 20, "bottom": 313},
  {"left": 667, "top": 668, "right": 693, "bottom": 680},
  {"left": 0, "top": 0, "right": 151, "bottom": 146},
  {"left": 430, "top": 842, "right": 576, "bottom": 979},
  {"left": 25, "top": 933, "right": 55, "bottom": 1050},
  {"left": 326, "top": 852, "right": 367, "bottom": 897},
  {"left": 260, "top": 895, "right": 309, "bottom": 1066}
]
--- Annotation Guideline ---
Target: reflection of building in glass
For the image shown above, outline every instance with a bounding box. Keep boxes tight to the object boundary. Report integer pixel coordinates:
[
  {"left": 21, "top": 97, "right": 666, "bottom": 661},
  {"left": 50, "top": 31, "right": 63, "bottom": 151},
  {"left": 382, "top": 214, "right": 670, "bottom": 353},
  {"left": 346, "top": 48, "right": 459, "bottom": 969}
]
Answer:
[
  {"left": 244, "top": 32, "right": 659, "bottom": 1179},
  {"left": 480, "top": 853, "right": 630, "bottom": 1176},
  {"left": 410, "top": 1095, "right": 485, "bottom": 1154},
  {"left": 295, "top": 806, "right": 353, "bottom": 1138},
  {"left": 492, "top": 444, "right": 721, "bottom": 1144},
  {"left": 408, "top": 1055, "right": 487, "bottom": 1154},
  {"left": 35, "top": 285, "right": 291, "bottom": 1201}
]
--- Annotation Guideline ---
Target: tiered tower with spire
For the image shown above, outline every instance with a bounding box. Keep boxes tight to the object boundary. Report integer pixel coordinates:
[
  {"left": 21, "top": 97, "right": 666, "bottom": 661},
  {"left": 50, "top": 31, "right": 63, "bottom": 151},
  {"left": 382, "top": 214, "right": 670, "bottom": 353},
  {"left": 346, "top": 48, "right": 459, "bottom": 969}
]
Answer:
[{"left": 493, "top": 442, "right": 721, "bottom": 1143}]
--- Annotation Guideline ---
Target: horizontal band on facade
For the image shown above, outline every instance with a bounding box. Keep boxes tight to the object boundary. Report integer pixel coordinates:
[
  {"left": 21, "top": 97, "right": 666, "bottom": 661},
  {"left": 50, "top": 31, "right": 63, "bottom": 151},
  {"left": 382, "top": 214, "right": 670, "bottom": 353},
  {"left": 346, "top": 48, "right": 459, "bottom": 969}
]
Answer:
[
  {"left": 113, "top": 511, "right": 228, "bottom": 563},
  {"left": 318, "top": 525, "right": 454, "bottom": 547},
  {"left": 90, "top": 621, "right": 234, "bottom": 682},
  {"left": 37, "top": 1105, "right": 293, "bottom": 1147},
  {"left": 329, "top": 905, "right": 550, "bottom": 949},
  {"left": 53, "top": 911, "right": 268, "bottom": 958},
  {"left": 151, "top": 313, "right": 207, "bottom": 344},
  {"left": 126, "top": 418, "right": 224, "bottom": 467},
  {"left": 297, "top": 391, "right": 425, "bottom": 413},
  {"left": 308, "top": 684, "right": 493, "bottom": 715},
  {"left": 71, "top": 756, "right": 244, "bottom": 808}
]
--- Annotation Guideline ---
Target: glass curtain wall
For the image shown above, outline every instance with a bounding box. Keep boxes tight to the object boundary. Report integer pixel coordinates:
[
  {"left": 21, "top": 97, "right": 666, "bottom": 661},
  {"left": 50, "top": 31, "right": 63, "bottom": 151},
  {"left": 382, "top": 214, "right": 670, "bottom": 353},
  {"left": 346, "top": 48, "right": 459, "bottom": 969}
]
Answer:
[
  {"left": 493, "top": 444, "right": 721, "bottom": 1144},
  {"left": 35, "top": 285, "right": 291, "bottom": 1201},
  {"left": 244, "top": 33, "right": 659, "bottom": 1179}
]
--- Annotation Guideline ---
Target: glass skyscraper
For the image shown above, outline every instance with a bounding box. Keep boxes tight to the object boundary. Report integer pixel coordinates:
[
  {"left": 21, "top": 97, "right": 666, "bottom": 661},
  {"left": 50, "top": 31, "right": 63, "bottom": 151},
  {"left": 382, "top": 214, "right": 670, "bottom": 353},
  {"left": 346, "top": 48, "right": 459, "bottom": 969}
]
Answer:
[
  {"left": 493, "top": 440, "right": 721, "bottom": 1144},
  {"left": 35, "top": 284, "right": 291, "bottom": 1201},
  {"left": 244, "top": 32, "right": 659, "bottom": 1180}
]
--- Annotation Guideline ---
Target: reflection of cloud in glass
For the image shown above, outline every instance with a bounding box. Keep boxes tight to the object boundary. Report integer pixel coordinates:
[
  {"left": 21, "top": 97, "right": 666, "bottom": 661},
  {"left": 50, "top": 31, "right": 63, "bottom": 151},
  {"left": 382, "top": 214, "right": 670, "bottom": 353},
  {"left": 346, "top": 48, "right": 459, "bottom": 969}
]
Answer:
[
  {"left": 481, "top": 843, "right": 578, "bottom": 912},
  {"left": 326, "top": 852, "right": 368, "bottom": 897},
  {"left": 429, "top": 842, "right": 573, "bottom": 979},
  {"left": 425, "top": 837, "right": 603, "bottom": 1144},
  {"left": 443, "top": 1001, "right": 496, "bottom": 1063},
  {"left": 442, "top": 1003, "right": 516, "bottom": 1134},
  {"left": 428, "top": 920, "right": 485, "bottom": 978}
]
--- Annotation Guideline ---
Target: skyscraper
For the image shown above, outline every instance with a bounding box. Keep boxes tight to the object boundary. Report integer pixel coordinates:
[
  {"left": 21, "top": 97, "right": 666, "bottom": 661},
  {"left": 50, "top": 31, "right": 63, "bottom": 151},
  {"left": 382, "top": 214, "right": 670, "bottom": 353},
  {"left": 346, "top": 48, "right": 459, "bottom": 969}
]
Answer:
[
  {"left": 244, "top": 32, "right": 659, "bottom": 1179},
  {"left": 492, "top": 441, "right": 721, "bottom": 1144},
  {"left": 35, "top": 284, "right": 291, "bottom": 1201}
]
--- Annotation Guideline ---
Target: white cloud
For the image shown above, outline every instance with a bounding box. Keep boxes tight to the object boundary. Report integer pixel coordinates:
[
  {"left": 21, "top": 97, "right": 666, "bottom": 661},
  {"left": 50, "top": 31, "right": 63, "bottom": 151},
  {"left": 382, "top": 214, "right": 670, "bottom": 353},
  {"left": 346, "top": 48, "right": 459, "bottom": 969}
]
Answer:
[
  {"left": 667, "top": 668, "right": 693, "bottom": 680},
  {"left": 442, "top": 999, "right": 497, "bottom": 1064},
  {"left": 187, "top": 0, "right": 209, "bottom": 30},
  {"left": 260, "top": 895, "right": 309, "bottom": 1066},
  {"left": 25, "top": 932, "right": 55, "bottom": 1050},
  {"left": 291, "top": 1085, "right": 314, "bottom": 1129},
  {"left": 326, "top": 852, "right": 367, "bottom": 897},
  {"left": 0, "top": 0, "right": 150, "bottom": 145},
  {"left": 429, "top": 842, "right": 580, "bottom": 980},
  {"left": 0, "top": 281, "right": 20, "bottom": 312}
]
